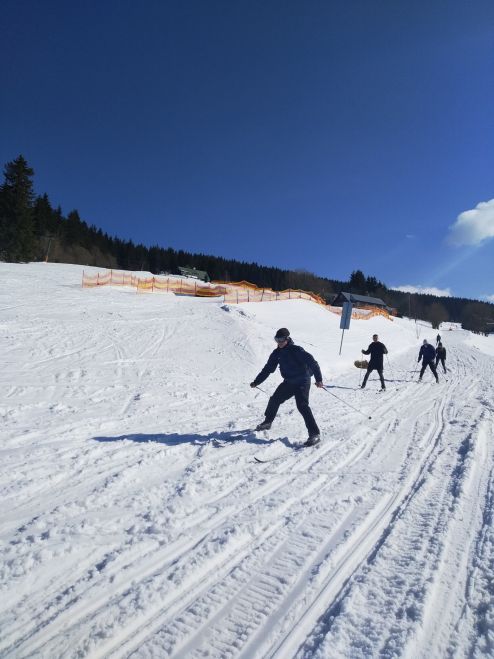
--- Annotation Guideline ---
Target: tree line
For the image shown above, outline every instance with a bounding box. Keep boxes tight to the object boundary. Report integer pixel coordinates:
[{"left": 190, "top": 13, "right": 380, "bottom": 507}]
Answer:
[{"left": 1, "top": 154, "right": 493, "bottom": 334}]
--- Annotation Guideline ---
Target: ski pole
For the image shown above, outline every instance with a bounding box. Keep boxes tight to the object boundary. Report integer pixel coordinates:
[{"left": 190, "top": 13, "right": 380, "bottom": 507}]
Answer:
[
  {"left": 358, "top": 355, "right": 363, "bottom": 388},
  {"left": 385, "top": 353, "right": 396, "bottom": 382},
  {"left": 253, "top": 385, "right": 269, "bottom": 396},
  {"left": 322, "top": 386, "right": 373, "bottom": 419}
]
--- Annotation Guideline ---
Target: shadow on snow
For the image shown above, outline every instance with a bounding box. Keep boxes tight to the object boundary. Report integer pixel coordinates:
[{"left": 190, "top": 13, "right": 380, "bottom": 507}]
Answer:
[{"left": 92, "top": 428, "right": 271, "bottom": 447}]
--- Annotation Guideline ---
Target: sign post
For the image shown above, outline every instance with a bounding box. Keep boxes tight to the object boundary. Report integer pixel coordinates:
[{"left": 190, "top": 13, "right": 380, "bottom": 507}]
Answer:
[{"left": 339, "top": 302, "right": 352, "bottom": 355}]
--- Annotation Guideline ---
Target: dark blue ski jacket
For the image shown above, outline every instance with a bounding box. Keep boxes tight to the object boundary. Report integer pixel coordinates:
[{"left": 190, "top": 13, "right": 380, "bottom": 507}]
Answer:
[
  {"left": 418, "top": 343, "right": 436, "bottom": 363},
  {"left": 253, "top": 338, "right": 322, "bottom": 386}
]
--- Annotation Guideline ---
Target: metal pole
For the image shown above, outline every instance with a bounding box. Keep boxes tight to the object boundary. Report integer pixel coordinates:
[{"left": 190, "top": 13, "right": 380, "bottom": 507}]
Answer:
[
  {"left": 385, "top": 353, "right": 395, "bottom": 382},
  {"left": 339, "top": 329, "right": 345, "bottom": 355},
  {"left": 322, "top": 386, "right": 372, "bottom": 419}
]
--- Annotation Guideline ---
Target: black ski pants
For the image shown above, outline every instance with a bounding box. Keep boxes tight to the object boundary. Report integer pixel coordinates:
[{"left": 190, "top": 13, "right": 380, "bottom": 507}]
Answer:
[
  {"left": 420, "top": 360, "right": 439, "bottom": 380},
  {"left": 362, "top": 365, "right": 385, "bottom": 388},
  {"left": 264, "top": 380, "right": 319, "bottom": 436},
  {"left": 435, "top": 357, "right": 446, "bottom": 373}
]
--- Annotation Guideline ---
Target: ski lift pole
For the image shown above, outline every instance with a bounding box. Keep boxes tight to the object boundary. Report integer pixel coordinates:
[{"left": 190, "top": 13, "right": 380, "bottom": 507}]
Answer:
[{"left": 322, "top": 386, "right": 372, "bottom": 420}]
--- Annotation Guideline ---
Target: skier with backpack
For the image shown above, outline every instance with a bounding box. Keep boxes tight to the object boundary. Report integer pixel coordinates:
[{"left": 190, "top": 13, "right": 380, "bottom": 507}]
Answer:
[
  {"left": 435, "top": 342, "right": 447, "bottom": 373},
  {"left": 418, "top": 339, "right": 439, "bottom": 382},
  {"left": 250, "top": 328, "right": 324, "bottom": 446}
]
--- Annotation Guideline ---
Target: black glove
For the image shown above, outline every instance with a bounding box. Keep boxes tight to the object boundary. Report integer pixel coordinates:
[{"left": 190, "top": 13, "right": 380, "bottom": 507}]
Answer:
[{"left": 250, "top": 382, "right": 257, "bottom": 388}]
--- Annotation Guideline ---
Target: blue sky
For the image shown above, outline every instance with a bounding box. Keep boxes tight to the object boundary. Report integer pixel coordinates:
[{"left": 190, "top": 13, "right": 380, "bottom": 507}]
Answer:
[{"left": 2, "top": 1, "right": 493, "bottom": 300}]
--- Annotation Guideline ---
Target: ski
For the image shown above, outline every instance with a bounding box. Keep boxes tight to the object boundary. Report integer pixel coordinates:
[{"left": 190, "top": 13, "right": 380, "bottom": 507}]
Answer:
[{"left": 253, "top": 438, "right": 320, "bottom": 462}]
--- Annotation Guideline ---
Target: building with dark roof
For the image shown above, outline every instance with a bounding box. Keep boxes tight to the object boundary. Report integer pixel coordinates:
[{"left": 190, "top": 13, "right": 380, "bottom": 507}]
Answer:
[
  {"left": 178, "top": 266, "right": 210, "bottom": 282},
  {"left": 331, "top": 292, "right": 387, "bottom": 308}
]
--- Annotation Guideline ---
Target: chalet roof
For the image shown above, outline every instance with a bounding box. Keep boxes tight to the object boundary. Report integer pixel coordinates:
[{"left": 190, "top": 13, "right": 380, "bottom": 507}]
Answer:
[{"left": 334, "top": 292, "right": 386, "bottom": 307}]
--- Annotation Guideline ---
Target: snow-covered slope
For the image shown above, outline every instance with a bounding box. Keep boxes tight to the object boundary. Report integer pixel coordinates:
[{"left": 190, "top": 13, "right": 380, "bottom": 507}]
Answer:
[{"left": 1, "top": 262, "right": 494, "bottom": 658}]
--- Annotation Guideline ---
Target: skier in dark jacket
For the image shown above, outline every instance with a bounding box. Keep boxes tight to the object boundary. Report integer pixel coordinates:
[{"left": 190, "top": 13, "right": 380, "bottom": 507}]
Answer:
[
  {"left": 418, "top": 339, "right": 439, "bottom": 382},
  {"left": 360, "top": 334, "right": 388, "bottom": 390},
  {"left": 250, "top": 327, "right": 324, "bottom": 446},
  {"left": 435, "top": 342, "right": 447, "bottom": 373}
]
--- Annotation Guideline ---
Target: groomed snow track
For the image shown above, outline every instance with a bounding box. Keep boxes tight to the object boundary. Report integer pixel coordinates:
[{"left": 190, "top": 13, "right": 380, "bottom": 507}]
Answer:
[{"left": 1, "top": 263, "right": 494, "bottom": 658}]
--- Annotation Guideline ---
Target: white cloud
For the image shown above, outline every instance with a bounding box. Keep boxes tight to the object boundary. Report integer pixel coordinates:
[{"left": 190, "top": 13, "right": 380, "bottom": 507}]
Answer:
[
  {"left": 392, "top": 284, "right": 452, "bottom": 297},
  {"left": 485, "top": 294, "right": 494, "bottom": 303},
  {"left": 448, "top": 198, "right": 494, "bottom": 246}
]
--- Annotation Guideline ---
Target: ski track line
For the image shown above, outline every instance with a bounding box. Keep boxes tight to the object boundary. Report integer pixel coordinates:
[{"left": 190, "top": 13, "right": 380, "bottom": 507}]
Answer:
[
  {"left": 3, "top": 471, "right": 331, "bottom": 658},
  {"left": 287, "top": 354, "right": 491, "bottom": 658},
  {"left": 0, "top": 431, "right": 334, "bottom": 651},
  {"left": 0, "top": 443, "right": 267, "bottom": 616},
  {"left": 126, "top": 379, "right": 451, "bottom": 658},
  {"left": 97, "top": 375, "right": 454, "bottom": 656},
  {"left": 464, "top": 456, "right": 494, "bottom": 657},
  {"left": 174, "top": 356, "right": 470, "bottom": 656},
  {"left": 5, "top": 419, "right": 376, "bottom": 657},
  {"left": 258, "top": 384, "right": 453, "bottom": 658},
  {"left": 2, "top": 336, "right": 492, "bottom": 657},
  {"left": 0, "top": 448, "right": 155, "bottom": 535},
  {"left": 106, "top": 474, "right": 347, "bottom": 659},
  {"left": 371, "top": 378, "right": 492, "bottom": 658},
  {"left": 166, "top": 497, "right": 369, "bottom": 659},
  {"left": 408, "top": 409, "right": 494, "bottom": 658},
  {"left": 0, "top": 420, "right": 262, "bottom": 536}
]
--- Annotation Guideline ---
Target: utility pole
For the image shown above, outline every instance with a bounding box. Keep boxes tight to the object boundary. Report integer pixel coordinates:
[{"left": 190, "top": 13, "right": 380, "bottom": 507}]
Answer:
[{"left": 44, "top": 234, "right": 55, "bottom": 262}]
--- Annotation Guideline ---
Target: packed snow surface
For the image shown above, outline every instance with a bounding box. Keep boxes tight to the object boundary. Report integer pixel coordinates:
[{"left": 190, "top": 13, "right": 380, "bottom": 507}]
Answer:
[{"left": 1, "top": 262, "right": 494, "bottom": 658}]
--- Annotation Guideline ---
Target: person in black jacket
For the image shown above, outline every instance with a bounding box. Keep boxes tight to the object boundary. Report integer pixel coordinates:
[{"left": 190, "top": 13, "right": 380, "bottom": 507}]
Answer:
[
  {"left": 418, "top": 339, "right": 439, "bottom": 382},
  {"left": 360, "top": 334, "right": 388, "bottom": 391},
  {"left": 435, "top": 342, "right": 447, "bottom": 373},
  {"left": 250, "top": 327, "right": 324, "bottom": 446}
]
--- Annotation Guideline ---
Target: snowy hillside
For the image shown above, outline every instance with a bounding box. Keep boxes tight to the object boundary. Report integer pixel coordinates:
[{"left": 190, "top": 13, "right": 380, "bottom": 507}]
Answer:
[{"left": 1, "top": 262, "right": 494, "bottom": 658}]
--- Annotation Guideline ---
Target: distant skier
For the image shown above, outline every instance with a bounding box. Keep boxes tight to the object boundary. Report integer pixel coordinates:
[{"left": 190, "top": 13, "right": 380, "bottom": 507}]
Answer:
[
  {"left": 418, "top": 339, "right": 439, "bottom": 382},
  {"left": 360, "top": 334, "right": 388, "bottom": 391},
  {"left": 435, "top": 342, "right": 447, "bottom": 373},
  {"left": 436, "top": 333, "right": 441, "bottom": 345},
  {"left": 250, "top": 327, "right": 324, "bottom": 446}
]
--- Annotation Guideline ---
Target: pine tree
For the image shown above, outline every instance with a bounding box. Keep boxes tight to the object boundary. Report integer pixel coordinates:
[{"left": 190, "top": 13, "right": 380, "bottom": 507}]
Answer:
[
  {"left": 349, "top": 270, "right": 367, "bottom": 294},
  {"left": 0, "top": 155, "right": 36, "bottom": 261},
  {"left": 427, "top": 302, "right": 449, "bottom": 329}
]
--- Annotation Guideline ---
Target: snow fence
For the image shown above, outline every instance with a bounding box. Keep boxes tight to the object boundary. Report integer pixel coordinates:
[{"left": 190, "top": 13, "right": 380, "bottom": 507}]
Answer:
[{"left": 82, "top": 270, "right": 394, "bottom": 320}]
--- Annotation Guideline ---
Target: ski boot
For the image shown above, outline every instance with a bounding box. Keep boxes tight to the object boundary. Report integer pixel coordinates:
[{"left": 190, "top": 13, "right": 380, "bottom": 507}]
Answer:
[
  {"left": 304, "top": 434, "right": 320, "bottom": 447},
  {"left": 255, "top": 420, "right": 272, "bottom": 431}
]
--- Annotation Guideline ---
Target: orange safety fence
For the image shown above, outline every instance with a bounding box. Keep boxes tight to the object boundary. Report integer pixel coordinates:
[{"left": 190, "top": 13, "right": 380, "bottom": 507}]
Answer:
[
  {"left": 82, "top": 270, "right": 139, "bottom": 288},
  {"left": 135, "top": 277, "right": 222, "bottom": 295},
  {"left": 329, "top": 304, "right": 394, "bottom": 321},
  {"left": 82, "top": 270, "right": 393, "bottom": 320}
]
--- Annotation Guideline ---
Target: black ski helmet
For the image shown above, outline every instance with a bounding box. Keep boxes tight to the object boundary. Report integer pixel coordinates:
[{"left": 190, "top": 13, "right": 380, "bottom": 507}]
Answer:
[{"left": 275, "top": 328, "right": 290, "bottom": 339}]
